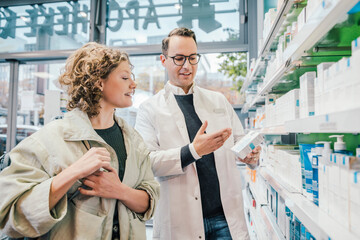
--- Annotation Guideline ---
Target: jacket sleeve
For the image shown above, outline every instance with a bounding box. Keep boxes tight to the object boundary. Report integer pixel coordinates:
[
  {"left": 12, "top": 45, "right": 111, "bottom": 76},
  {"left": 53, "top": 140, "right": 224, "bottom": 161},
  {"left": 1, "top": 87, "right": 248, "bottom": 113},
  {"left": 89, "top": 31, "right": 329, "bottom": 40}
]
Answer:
[
  {"left": 133, "top": 132, "right": 160, "bottom": 221},
  {"left": 135, "top": 103, "right": 185, "bottom": 178},
  {"left": 0, "top": 136, "right": 67, "bottom": 238}
]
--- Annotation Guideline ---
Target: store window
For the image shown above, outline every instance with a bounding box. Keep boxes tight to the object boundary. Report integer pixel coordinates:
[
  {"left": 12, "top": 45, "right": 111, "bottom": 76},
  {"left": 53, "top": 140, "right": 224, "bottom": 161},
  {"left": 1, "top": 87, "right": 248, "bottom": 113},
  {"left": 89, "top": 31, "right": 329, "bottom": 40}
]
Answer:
[
  {"left": 106, "top": 0, "right": 241, "bottom": 47},
  {"left": 119, "top": 52, "right": 243, "bottom": 127},
  {"left": 0, "top": 63, "right": 9, "bottom": 155},
  {"left": 0, "top": 0, "right": 90, "bottom": 53},
  {"left": 196, "top": 53, "right": 244, "bottom": 105},
  {"left": 15, "top": 61, "right": 65, "bottom": 148}
]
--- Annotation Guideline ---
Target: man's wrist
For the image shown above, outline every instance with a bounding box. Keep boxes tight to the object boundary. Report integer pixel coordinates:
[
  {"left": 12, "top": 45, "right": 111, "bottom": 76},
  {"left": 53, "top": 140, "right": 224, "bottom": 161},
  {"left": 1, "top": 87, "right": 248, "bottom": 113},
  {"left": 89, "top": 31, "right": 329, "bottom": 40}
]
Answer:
[{"left": 189, "top": 143, "right": 202, "bottom": 159}]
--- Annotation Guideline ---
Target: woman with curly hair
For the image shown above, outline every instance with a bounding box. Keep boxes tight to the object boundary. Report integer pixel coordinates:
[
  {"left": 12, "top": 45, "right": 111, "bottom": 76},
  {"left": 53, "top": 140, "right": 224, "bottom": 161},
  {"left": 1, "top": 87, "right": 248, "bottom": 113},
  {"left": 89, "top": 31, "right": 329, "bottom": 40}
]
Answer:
[{"left": 0, "top": 42, "right": 159, "bottom": 240}]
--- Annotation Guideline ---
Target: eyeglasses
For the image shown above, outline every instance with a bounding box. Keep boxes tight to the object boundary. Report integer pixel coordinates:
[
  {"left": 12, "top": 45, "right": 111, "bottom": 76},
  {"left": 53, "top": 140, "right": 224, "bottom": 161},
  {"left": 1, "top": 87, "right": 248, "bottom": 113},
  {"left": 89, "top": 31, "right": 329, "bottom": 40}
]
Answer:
[{"left": 167, "top": 54, "right": 201, "bottom": 66}]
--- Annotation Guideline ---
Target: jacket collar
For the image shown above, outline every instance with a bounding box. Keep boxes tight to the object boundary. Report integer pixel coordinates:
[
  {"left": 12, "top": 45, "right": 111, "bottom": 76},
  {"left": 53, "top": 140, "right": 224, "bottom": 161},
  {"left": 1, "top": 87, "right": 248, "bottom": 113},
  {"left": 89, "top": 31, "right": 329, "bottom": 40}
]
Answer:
[
  {"left": 62, "top": 108, "right": 126, "bottom": 143},
  {"left": 164, "top": 81, "right": 196, "bottom": 97}
]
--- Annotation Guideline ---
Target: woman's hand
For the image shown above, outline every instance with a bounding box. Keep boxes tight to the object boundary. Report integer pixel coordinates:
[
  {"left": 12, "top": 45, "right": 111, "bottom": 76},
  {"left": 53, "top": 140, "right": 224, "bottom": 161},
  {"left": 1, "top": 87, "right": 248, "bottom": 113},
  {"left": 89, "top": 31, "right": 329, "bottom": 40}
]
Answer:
[
  {"left": 80, "top": 165, "right": 150, "bottom": 213},
  {"left": 80, "top": 166, "right": 123, "bottom": 199},
  {"left": 49, "top": 147, "right": 111, "bottom": 210},
  {"left": 69, "top": 147, "right": 111, "bottom": 180}
]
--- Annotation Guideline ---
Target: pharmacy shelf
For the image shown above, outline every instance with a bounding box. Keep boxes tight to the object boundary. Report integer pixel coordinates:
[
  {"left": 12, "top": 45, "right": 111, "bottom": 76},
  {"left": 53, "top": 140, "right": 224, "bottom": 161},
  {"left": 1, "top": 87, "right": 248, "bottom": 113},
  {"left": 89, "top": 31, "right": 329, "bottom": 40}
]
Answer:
[
  {"left": 259, "top": 167, "right": 300, "bottom": 194},
  {"left": 243, "top": 189, "right": 268, "bottom": 240},
  {"left": 260, "top": 168, "right": 359, "bottom": 240},
  {"left": 284, "top": 107, "right": 360, "bottom": 133},
  {"left": 245, "top": 63, "right": 292, "bottom": 111},
  {"left": 260, "top": 206, "right": 286, "bottom": 240},
  {"left": 245, "top": 125, "right": 287, "bottom": 135},
  {"left": 283, "top": 0, "right": 359, "bottom": 63},
  {"left": 241, "top": 102, "right": 252, "bottom": 114},
  {"left": 241, "top": 0, "right": 296, "bottom": 103},
  {"left": 245, "top": 183, "right": 285, "bottom": 240},
  {"left": 248, "top": 181, "right": 267, "bottom": 206},
  {"left": 245, "top": 188, "right": 287, "bottom": 240},
  {"left": 241, "top": 58, "right": 263, "bottom": 93},
  {"left": 261, "top": 125, "right": 288, "bottom": 135},
  {"left": 242, "top": 0, "right": 359, "bottom": 113},
  {"left": 259, "top": 0, "right": 295, "bottom": 58},
  {"left": 241, "top": 95, "right": 265, "bottom": 113}
]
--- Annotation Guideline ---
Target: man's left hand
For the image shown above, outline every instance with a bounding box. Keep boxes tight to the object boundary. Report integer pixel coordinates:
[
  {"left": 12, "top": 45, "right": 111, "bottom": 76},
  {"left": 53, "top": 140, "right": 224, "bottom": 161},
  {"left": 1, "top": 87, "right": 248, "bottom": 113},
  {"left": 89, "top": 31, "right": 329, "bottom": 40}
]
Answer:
[{"left": 238, "top": 146, "right": 261, "bottom": 165}]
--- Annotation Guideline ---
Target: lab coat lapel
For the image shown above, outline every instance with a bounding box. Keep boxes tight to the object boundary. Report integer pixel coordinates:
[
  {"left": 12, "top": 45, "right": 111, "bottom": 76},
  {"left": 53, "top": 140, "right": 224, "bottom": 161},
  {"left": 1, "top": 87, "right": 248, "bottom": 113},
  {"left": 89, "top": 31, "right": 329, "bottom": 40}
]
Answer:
[
  {"left": 164, "top": 86, "right": 191, "bottom": 145},
  {"left": 192, "top": 86, "right": 206, "bottom": 125}
]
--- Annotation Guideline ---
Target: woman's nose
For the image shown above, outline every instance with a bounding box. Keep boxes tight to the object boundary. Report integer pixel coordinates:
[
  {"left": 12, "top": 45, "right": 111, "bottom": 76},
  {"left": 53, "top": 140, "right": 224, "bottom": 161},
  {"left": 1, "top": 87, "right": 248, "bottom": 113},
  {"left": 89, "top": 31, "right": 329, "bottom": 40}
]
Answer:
[{"left": 131, "top": 79, "right": 137, "bottom": 89}]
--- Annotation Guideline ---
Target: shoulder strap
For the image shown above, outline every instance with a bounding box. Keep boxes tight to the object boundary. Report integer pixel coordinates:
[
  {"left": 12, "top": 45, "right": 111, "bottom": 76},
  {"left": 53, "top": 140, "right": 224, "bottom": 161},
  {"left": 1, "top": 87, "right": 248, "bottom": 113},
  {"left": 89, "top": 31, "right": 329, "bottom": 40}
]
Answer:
[{"left": 82, "top": 140, "right": 91, "bottom": 150}]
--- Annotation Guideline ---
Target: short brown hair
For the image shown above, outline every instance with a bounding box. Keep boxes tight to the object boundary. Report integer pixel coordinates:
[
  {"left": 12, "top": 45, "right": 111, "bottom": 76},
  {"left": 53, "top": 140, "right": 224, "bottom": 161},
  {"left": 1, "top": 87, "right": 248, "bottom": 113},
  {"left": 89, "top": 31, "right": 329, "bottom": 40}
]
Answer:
[
  {"left": 162, "top": 27, "right": 197, "bottom": 56},
  {"left": 58, "top": 42, "right": 132, "bottom": 118}
]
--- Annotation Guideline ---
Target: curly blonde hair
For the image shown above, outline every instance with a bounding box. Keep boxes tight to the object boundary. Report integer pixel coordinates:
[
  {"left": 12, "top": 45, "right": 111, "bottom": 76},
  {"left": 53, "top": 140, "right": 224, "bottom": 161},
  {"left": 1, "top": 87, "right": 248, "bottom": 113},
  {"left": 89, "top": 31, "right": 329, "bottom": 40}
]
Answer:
[{"left": 59, "top": 42, "right": 132, "bottom": 118}]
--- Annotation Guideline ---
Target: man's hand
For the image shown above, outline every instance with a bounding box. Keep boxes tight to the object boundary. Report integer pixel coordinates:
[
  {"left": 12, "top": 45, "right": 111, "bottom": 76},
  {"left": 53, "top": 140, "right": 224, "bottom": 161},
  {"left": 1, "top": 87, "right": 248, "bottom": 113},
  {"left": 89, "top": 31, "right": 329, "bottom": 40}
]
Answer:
[
  {"left": 193, "top": 120, "right": 232, "bottom": 157},
  {"left": 238, "top": 146, "right": 261, "bottom": 165}
]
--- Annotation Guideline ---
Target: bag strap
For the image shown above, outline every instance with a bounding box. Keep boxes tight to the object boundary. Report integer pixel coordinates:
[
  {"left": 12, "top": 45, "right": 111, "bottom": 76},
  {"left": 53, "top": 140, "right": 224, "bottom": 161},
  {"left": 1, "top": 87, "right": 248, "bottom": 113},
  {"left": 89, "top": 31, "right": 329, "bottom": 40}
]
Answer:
[{"left": 82, "top": 140, "right": 91, "bottom": 150}]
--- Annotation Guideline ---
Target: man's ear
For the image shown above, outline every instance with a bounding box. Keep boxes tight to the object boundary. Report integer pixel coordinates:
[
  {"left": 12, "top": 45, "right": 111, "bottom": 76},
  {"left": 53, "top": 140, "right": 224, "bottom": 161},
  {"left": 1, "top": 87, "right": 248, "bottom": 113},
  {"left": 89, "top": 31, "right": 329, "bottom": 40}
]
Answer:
[{"left": 160, "top": 54, "right": 166, "bottom": 66}]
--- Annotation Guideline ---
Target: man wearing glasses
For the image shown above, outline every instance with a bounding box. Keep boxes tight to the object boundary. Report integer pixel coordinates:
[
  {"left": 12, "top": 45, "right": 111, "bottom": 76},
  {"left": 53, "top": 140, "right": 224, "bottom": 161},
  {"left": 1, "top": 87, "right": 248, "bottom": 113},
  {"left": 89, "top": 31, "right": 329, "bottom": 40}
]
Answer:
[{"left": 135, "top": 27, "right": 259, "bottom": 240}]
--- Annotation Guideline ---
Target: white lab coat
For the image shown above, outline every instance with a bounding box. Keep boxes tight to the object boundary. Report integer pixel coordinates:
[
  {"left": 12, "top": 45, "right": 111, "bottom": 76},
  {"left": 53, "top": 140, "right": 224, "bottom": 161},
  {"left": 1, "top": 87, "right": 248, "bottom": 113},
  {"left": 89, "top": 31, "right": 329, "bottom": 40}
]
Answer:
[{"left": 135, "top": 83, "right": 249, "bottom": 240}]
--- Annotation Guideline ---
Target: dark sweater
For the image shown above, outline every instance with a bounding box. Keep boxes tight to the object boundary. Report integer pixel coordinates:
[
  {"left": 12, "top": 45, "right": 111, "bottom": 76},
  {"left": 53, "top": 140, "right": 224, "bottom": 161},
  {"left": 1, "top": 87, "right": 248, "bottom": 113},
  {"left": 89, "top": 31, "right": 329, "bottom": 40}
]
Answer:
[
  {"left": 175, "top": 94, "right": 224, "bottom": 218},
  {"left": 95, "top": 122, "right": 127, "bottom": 181},
  {"left": 95, "top": 121, "right": 127, "bottom": 237}
]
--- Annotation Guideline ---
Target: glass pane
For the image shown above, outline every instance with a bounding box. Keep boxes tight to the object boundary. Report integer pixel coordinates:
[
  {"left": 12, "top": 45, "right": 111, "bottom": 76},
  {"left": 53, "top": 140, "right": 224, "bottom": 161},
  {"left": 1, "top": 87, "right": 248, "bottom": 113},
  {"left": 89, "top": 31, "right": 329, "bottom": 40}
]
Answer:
[
  {"left": 119, "top": 52, "right": 243, "bottom": 127},
  {"left": 106, "top": 0, "right": 240, "bottom": 47},
  {"left": 0, "top": 0, "right": 90, "bottom": 53},
  {"left": 16, "top": 61, "right": 65, "bottom": 147},
  {"left": 0, "top": 63, "right": 9, "bottom": 155},
  {"left": 196, "top": 53, "right": 244, "bottom": 105}
]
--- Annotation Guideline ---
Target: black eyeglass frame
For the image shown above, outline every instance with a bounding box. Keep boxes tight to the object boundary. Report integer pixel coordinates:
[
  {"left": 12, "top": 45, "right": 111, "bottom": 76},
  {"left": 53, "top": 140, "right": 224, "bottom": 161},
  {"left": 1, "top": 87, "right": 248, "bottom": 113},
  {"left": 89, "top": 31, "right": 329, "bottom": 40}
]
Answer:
[{"left": 166, "top": 54, "right": 201, "bottom": 66}]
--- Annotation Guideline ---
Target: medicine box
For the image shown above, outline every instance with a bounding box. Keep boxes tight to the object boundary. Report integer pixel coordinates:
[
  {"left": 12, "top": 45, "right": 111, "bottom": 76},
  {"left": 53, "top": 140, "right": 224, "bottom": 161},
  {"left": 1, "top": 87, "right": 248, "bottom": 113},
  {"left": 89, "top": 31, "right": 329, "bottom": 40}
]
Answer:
[{"left": 231, "top": 131, "right": 263, "bottom": 159}]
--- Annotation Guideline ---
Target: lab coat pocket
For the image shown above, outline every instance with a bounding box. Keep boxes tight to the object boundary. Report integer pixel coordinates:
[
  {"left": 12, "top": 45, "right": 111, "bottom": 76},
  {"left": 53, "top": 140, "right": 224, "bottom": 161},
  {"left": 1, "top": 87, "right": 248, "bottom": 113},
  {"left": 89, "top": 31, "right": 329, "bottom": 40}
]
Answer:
[
  {"left": 209, "top": 114, "right": 233, "bottom": 148},
  {"left": 50, "top": 201, "right": 106, "bottom": 240},
  {"left": 208, "top": 113, "right": 231, "bottom": 131}
]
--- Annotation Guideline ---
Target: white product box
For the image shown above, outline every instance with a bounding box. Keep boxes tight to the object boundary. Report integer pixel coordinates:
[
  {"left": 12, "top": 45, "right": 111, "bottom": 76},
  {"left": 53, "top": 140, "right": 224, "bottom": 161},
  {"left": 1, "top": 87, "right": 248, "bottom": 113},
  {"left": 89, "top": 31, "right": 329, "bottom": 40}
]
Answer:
[
  {"left": 278, "top": 196, "right": 287, "bottom": 236},
  {"left": 306, "top": 0, "right": 322, "bottom": 21},
  {"left": 265, "top": 94, "right": 277, "bottom": 105},
  {"left": 282, "top": 89, "right": 300, "bottom": 122},
  {"left": 315, "top": 62, "right": 334, "bottom": 115},
  {"left": 297, "top": 7, "right": 306, "bottom": 33},
  {"left": 299, "top": 72, "right": 315, "bottom": 118},
  {"left": 316, "top": 62, "right": 334, "bottom": 94},
  {"left": 350, "top": 170, "right": 360, "bottom": 236},
  {"left": 231, "top": 131, "right": 263, "bottom": 159},
  {"left": 319, "top": 159, "right": 329, "bottom": 213}
]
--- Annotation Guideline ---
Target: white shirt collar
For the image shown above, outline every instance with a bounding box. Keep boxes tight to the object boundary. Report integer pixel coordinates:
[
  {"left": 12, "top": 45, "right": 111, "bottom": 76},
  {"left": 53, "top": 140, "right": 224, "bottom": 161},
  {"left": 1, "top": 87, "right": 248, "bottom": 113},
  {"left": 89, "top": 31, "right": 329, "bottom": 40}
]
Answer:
[{"left": 166, "top": 81, "right": 195, "bottom": 95}]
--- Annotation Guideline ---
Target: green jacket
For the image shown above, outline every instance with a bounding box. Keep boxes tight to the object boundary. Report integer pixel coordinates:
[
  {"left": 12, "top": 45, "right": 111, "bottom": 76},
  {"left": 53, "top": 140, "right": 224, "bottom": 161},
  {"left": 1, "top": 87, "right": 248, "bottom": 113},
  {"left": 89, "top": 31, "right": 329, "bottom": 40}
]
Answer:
[{"left": 0, "top": 108, "right": 159, "bottom": 240}]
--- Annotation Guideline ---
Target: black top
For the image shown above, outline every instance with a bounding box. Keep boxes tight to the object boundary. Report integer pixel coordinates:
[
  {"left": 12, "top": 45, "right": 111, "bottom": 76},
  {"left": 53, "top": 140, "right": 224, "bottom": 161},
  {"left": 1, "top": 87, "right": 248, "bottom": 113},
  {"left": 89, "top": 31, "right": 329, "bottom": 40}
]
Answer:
[
  {"left": 95, "top": 122, "right": 127, "bottom": 181},
  {"left": 174, "top": 94, "right": 224, "bottom": 218},
  {"left": 95, "top": 121, "right": 127, "bottom": 237}
]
